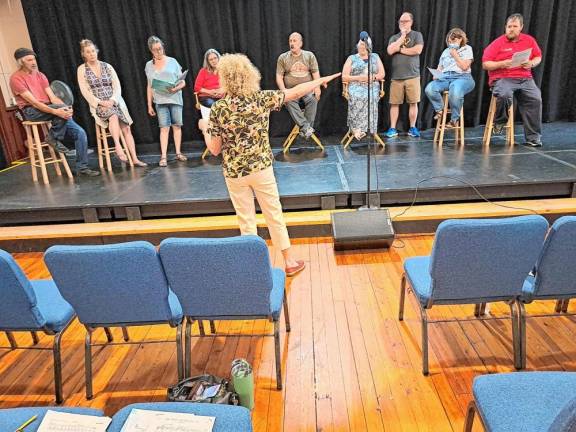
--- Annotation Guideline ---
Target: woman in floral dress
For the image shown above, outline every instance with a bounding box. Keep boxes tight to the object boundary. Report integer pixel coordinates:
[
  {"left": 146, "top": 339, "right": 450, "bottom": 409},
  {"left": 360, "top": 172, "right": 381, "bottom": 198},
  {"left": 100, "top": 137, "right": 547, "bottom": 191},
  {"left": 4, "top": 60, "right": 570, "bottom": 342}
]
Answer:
[{"left": 77, "top": 39, "right": 146, "bottom": 166}]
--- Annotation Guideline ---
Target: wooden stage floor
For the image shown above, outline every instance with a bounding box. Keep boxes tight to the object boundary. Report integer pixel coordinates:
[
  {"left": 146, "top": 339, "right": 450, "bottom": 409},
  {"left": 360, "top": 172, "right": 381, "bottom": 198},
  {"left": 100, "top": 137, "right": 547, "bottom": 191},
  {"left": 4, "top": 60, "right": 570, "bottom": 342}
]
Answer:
[{"left": 1, "top": 236, "right": 575, "bottom": 431}]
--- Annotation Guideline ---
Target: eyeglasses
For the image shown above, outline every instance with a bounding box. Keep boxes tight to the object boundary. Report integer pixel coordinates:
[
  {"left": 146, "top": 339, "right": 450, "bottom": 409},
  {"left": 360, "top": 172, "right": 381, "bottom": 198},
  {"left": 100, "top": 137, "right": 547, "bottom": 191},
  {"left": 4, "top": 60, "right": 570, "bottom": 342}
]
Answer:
[
  {"left": 151, "top": 47, "right": 164, "bottom": 52},
  {"left": 399, "top": 19, "right": 412, "bottom": 23},
  {"left": 449, "top": 34, "right": 463, "bottom": 40}
]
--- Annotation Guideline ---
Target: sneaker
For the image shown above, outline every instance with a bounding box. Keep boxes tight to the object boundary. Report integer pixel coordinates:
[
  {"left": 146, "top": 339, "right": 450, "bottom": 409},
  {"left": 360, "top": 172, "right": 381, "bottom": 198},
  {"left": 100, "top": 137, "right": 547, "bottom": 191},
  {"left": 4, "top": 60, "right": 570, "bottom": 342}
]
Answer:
[
  {"left": 433, "top": 111, "right": 443, "bottom": 120},
  {"left": 492, "top": 123, "right": 505, "bottom": 135},
  {"left": 304, "top": 126, "right": 315, "bottom": 140},
  {"left": 408, "top": 127, "right": 421, "bottom": 138},
  {"left": 45, "top": 134, "right": 69, "bottom": 154},
  {"left": 77, "top": 168, "right": 101, "bottom": 177},
  {"left": 523, "top": 140, "right": 543, "bottom": 148},
  {"left": 385, "top": 128, "right": 398, "bottom": 138},
  {"left": 285, "top": 260, "right": 306, "bottom": 277}
]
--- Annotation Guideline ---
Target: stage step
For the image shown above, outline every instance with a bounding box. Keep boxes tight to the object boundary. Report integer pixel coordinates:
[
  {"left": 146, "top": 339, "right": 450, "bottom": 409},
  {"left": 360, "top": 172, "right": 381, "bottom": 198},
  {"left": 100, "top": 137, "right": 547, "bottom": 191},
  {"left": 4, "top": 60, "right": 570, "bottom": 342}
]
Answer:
[{"left": 1, "top": 198, "right": 575, "bottom": 251}]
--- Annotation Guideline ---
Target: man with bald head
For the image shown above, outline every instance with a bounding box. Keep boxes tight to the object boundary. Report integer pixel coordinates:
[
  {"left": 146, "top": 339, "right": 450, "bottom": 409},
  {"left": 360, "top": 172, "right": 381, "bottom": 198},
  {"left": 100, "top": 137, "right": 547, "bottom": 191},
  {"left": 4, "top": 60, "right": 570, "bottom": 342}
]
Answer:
[{"left": 276, "top": 32, "right": 321, "bottom": 139}]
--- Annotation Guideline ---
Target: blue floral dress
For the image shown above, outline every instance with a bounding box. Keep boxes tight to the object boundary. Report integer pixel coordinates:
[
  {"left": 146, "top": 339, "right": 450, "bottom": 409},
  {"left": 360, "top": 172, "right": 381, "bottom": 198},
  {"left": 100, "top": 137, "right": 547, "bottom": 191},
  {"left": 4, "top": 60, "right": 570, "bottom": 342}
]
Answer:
[{"left": 347, "top": 53, "right": 382, "bottom": 133}]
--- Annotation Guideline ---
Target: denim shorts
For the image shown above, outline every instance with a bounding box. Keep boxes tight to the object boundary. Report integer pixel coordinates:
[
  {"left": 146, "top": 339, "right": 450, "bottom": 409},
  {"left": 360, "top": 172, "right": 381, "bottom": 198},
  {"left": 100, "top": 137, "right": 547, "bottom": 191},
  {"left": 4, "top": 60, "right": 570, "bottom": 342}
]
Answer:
[{"left": 156, "top": 103, "right": 183, "bottom": 128}]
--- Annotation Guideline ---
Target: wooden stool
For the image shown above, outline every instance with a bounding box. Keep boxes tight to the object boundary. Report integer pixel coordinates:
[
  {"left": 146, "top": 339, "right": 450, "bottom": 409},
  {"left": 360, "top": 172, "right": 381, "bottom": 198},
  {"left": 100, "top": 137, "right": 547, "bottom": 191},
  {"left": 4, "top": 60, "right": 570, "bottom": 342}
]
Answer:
[
  {"left": 434, "top": 91, "right": 465, "bottom": 146},
  {"left": 95, "top": 122, "right": 133, "bottom": 172},
  {"left": 194, "top": 92, "right": 211, "bottom": 159},
  {"left": 341, "top": 80, "right": 386, "bottom": 149},
  {"left": 22, "top": 121, "right": 72, "bottom": 185},
  {"left": 282, "top": 124, "right": 324, "bottom": 154},
  {"left": 483, "top": 94, "right": 515, "bottom": 146}
]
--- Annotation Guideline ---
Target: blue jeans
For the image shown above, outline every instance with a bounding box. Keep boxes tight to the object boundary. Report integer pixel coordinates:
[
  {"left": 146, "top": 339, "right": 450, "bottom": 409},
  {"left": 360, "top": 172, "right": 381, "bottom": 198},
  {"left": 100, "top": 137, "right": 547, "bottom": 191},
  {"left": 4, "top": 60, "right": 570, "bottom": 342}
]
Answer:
[
  {"left": 425, "top": 73, "right": 475, "bottom": 122},
  {"left": 199, "top": 97, "right": 216, "bottom": 108},
  {"left": 22, "top": 104, "right": 89, "bottom": 170},
  {"left": 155, "top": 103, "right": 183, "bottom": 128}
]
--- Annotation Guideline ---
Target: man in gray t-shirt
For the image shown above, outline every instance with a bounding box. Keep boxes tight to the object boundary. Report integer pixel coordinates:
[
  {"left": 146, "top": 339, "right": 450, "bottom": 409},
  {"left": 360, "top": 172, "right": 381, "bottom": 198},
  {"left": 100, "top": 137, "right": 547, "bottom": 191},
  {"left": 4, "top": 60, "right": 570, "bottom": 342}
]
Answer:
[
  {"left": 386, "top": 12, "right": 424, "bottom": 138},
  {"left": 276, "top": 32, "right": 322, "bottom": 139}
]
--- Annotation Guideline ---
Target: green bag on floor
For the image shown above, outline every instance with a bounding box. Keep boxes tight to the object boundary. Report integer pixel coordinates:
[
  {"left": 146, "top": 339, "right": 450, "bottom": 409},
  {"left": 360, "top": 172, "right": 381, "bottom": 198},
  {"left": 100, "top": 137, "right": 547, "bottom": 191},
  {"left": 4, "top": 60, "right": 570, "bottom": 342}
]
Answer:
[{"left": 167, "top": 374, "right": 239, "bottom": 405}]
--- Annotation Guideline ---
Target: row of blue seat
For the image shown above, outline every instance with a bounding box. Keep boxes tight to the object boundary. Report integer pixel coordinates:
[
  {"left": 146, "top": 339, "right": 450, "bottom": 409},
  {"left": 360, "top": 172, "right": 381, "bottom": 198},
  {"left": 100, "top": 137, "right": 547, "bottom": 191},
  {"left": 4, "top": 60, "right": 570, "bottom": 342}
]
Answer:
[
  {"left": 0, "top": 402, "right": 252, "bottom": 432},
  {"left": 399, "top": 215, "right": 576, "bottom": 375},
  {"left": 0, "top": 235, "right": 289, "bottom": 403}
]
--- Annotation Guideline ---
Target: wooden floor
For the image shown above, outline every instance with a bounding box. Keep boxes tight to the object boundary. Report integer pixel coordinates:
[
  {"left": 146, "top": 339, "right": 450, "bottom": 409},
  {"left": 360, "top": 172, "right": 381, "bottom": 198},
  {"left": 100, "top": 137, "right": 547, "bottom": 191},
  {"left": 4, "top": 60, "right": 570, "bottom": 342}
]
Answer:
[{"left": 2, "top": 236, "right": 576, "bottom": 431}]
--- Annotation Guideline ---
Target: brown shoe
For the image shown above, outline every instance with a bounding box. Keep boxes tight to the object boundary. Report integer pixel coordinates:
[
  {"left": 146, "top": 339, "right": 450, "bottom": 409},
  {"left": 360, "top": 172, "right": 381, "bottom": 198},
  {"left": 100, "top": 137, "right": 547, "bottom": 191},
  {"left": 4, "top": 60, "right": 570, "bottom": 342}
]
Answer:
[{"left": 285, "top": 260, "right": 306, "bottom": 277}]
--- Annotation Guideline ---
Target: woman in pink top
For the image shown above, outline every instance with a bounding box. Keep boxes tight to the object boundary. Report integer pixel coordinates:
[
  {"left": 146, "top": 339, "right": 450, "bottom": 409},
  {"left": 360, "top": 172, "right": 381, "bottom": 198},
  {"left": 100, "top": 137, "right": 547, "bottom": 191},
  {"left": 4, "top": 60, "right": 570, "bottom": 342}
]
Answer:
[{"left": 194, "top": 49, "right": 223, "bottom": 108}]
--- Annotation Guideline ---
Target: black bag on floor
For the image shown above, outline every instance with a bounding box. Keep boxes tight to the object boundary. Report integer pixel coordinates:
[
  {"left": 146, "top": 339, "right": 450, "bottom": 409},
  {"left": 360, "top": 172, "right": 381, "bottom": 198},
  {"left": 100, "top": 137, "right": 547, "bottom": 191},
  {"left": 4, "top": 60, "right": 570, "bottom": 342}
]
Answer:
[{"left": 167, "top": 374, "right": 239, "bottom": 405}]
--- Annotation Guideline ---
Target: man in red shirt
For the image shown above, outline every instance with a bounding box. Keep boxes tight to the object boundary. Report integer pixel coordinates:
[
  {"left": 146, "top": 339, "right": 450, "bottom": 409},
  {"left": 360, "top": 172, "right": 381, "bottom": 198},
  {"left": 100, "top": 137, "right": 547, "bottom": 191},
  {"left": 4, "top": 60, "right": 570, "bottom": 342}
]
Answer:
[
  {"left": 482, "top": 14, "right": 543, "bottom": 147},
  {"left": 9, "top": 48, "right": 100, "bottom": 176}
]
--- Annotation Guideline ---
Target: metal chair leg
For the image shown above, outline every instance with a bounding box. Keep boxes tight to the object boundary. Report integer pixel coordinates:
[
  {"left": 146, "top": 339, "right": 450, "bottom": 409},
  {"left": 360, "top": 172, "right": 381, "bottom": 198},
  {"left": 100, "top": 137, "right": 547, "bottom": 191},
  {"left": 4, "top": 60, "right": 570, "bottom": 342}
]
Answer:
[
  {"left": 31, "top": 331, "right": 39, "bottom": 345},
  {"left": 420, "top": 306, "right": 429, "bottom": 375},
  {"left": 209, "top": 320, "right": 216, "bottom": 334},
  {"left": 104, "top": 327, "right": 113, "bottom": 342},
  {"left": 121, "top": 327, "right": 130, "bottom": 342},
  {"left": 398, "top": 274, "right": 407, "bottom": 321},
  {"left": 176, "top": 322, "right": 183, "bottom": 381},
  {"left": 198, "top": 320, "right": 206, "bottom": 337},
  {"left": 555, "top": 299, "right": 564, "bottom": 313},
  {"left": 53, "top": 330, "right": 64, "bottom": 404},
  {"left": 518, "top": 301, "right": 527, "bottom": 370},
  {"left": 6, "top": 332, "right": 17, "bottom": 349},
  {"left": 509, "top": 301, "right": 522, "bottom": 370},
  {"left": 185, "top": 318, "right": 192, "bottom": 378},
  {"left": 464, "top": 401, "right": 477, "bottom": 432},
  {"left": 85, "top": 327, "right": 94, "bottom": 399},
  {"left": 283, "top": 291, "right": 291, "bottom": 332},
  {"left": 274, "top": 320, "right": 282, "bottom": 390}
]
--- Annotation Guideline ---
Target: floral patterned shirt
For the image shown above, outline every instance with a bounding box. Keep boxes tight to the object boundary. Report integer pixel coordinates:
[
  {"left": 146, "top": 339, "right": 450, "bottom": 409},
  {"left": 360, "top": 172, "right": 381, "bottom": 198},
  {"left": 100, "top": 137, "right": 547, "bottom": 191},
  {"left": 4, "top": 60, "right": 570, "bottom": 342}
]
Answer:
[{"left": 208, "top": 90, "right": 285, "bottom": 178}]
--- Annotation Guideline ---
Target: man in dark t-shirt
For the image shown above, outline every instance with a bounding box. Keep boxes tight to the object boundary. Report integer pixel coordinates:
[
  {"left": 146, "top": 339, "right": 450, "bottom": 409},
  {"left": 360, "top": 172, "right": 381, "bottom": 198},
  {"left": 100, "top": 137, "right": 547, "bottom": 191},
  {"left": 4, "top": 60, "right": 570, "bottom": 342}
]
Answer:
[
  {"left": 276, "top": 33, "right": 322, "bottom": 139},
  {"left": 386, "top": 12, "right": 424, "bottom": 138}
]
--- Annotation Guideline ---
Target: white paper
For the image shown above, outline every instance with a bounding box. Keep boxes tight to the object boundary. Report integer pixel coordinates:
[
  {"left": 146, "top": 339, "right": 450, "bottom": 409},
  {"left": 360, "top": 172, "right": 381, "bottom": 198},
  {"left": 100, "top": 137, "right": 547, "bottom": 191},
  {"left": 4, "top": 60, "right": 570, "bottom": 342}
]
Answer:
[
  {"left": 200, "top": 105, "right": 211, "bottom": 120},
  {"left": 509, "top": 48, "right": 532, "bottom": 67},
  {"left": 37, "top": 410, "right": 112, "bottom": 432},
  {"left": 178, "top": 70, "right": 189, "bottom": 82},
  {"left": 427, "top": 67, "right": 443, "bottom": 79},
  {"left": 120, "top": 408, "right": 215, "bottom": 432}
]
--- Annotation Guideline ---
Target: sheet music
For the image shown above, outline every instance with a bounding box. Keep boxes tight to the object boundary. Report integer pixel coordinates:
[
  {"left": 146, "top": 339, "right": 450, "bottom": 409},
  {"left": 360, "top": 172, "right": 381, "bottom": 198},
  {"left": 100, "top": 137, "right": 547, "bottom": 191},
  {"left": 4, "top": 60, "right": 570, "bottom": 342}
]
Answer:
[
  {"left": 427, "top": 67, "right": 443, "bottom": 79},
  {"left": 37, "top": 410, "right": 111, "bottom": 432},
  {"left": 510, "top": 48, "right": 532, "bottom": 67},
  {"left": 178, "top": 70, "right": 189, "bottom": 82},
  {"left": 120, "top": 408, "right": 215, "bottom": 432}
]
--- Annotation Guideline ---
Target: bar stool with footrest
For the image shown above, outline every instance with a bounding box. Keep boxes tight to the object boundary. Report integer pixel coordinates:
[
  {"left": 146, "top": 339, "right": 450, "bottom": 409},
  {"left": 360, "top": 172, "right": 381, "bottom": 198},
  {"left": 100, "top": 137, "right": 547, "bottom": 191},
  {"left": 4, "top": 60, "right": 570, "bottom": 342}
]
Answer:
[
  {"left": 434, "top": 91, "right": 465, "bottom": 147},
  {"left": 483, "top": 94, "right": 514, "bottom": 146},
  {"left": 22, "top": 120, "right": 73, "bottom": 184},
  {"left": 95, "top": 121, "right": 133, "bottom": 172}
]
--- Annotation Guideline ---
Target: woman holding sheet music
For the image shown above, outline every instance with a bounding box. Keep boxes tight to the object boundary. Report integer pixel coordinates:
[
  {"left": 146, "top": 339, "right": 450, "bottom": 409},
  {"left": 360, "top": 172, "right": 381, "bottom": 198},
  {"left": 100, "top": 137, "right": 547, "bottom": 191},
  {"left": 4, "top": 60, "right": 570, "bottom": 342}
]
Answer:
[{"left": 145, "top": 35, "right": 187, "bottom": 167}]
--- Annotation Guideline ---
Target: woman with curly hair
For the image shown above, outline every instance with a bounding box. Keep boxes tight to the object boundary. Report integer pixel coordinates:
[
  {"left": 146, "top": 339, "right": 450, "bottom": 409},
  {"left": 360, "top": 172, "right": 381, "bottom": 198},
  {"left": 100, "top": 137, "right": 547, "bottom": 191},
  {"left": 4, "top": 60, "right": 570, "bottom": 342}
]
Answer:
[{"left": 200, "top": 53, "right": 339, "bottom": 276}]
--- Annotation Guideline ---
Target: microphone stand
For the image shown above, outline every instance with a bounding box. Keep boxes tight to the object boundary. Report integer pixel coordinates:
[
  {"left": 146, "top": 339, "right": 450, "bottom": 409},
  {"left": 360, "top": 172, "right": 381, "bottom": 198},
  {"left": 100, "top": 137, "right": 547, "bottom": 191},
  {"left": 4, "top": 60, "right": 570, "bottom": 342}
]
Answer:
[{"left": 360, "top": 41, "right": 379, "bottom": 210}]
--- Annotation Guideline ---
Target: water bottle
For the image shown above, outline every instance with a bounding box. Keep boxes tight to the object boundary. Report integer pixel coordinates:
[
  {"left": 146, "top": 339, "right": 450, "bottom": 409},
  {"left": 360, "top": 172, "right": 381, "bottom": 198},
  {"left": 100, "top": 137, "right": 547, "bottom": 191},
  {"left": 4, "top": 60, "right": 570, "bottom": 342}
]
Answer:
[{"left": 231, "top": 358, "right": 254, "bottom": 410}]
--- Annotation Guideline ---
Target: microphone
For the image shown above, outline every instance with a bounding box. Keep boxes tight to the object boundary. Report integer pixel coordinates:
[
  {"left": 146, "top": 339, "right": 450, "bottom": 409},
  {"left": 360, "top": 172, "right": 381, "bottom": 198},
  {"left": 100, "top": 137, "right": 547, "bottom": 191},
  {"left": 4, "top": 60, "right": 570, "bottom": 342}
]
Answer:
[{"left": 359, "top": 31, "right": 372, "bottom": 51}]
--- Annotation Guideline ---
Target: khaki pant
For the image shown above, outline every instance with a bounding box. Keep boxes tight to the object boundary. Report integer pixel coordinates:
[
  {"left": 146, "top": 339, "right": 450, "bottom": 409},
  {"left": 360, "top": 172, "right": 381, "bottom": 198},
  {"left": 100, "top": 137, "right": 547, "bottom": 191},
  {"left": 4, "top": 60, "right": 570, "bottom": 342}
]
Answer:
[
  {"left": 389, "top": 77, "right": 421, "bottom": 104},
  {"left": 225, "top": 166, "right": 291, "bottom": 251}
]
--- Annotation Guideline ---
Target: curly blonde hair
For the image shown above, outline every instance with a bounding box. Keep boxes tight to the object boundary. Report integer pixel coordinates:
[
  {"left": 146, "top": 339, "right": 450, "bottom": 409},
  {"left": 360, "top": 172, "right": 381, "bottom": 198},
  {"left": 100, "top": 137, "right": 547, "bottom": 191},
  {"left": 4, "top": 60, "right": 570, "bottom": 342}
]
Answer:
[{"left": 217, "top": 53, "right": 260, "bottom": 97}]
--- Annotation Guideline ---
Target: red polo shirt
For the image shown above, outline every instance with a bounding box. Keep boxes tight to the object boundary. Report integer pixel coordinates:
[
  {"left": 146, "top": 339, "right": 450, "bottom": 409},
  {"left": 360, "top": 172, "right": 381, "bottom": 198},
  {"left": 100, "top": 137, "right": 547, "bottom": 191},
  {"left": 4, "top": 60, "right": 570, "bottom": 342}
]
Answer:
[
  {"left": 9, "top": 69, "right": 51, "bottom": 109},
  {"left": 482, "top": 33, "right": 542, "bottom": 86}
]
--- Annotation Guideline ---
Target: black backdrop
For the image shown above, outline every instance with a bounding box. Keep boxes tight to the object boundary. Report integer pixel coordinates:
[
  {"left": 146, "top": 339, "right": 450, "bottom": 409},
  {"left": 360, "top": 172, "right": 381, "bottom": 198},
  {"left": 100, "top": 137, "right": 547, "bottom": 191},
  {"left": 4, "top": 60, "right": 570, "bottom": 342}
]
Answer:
[{"left": 21, "top": 0, "right": 576, "bottom": 149}]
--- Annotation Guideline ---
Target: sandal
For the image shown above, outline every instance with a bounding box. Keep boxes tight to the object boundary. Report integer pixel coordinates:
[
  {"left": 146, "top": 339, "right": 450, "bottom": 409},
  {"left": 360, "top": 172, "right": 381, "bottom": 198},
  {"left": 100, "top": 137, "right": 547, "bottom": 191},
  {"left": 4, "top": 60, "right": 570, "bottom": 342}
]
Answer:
[
  {"left": 175, "top": 153, "right": 188, "bottom": 161},
  {"left": 159, "top": 157, "right": 167, "bottom": 167},
  {"left": 134, "top": 160, "right": 148, "bottom": 167}
]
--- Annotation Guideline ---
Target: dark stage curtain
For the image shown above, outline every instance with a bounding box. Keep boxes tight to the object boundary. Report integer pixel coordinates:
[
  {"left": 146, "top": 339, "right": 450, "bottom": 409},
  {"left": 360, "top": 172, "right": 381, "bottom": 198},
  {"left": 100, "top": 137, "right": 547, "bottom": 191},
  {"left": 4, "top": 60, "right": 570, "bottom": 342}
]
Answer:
[{"left": 21, "top": 0, "right": 576, "bottom": 149}]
